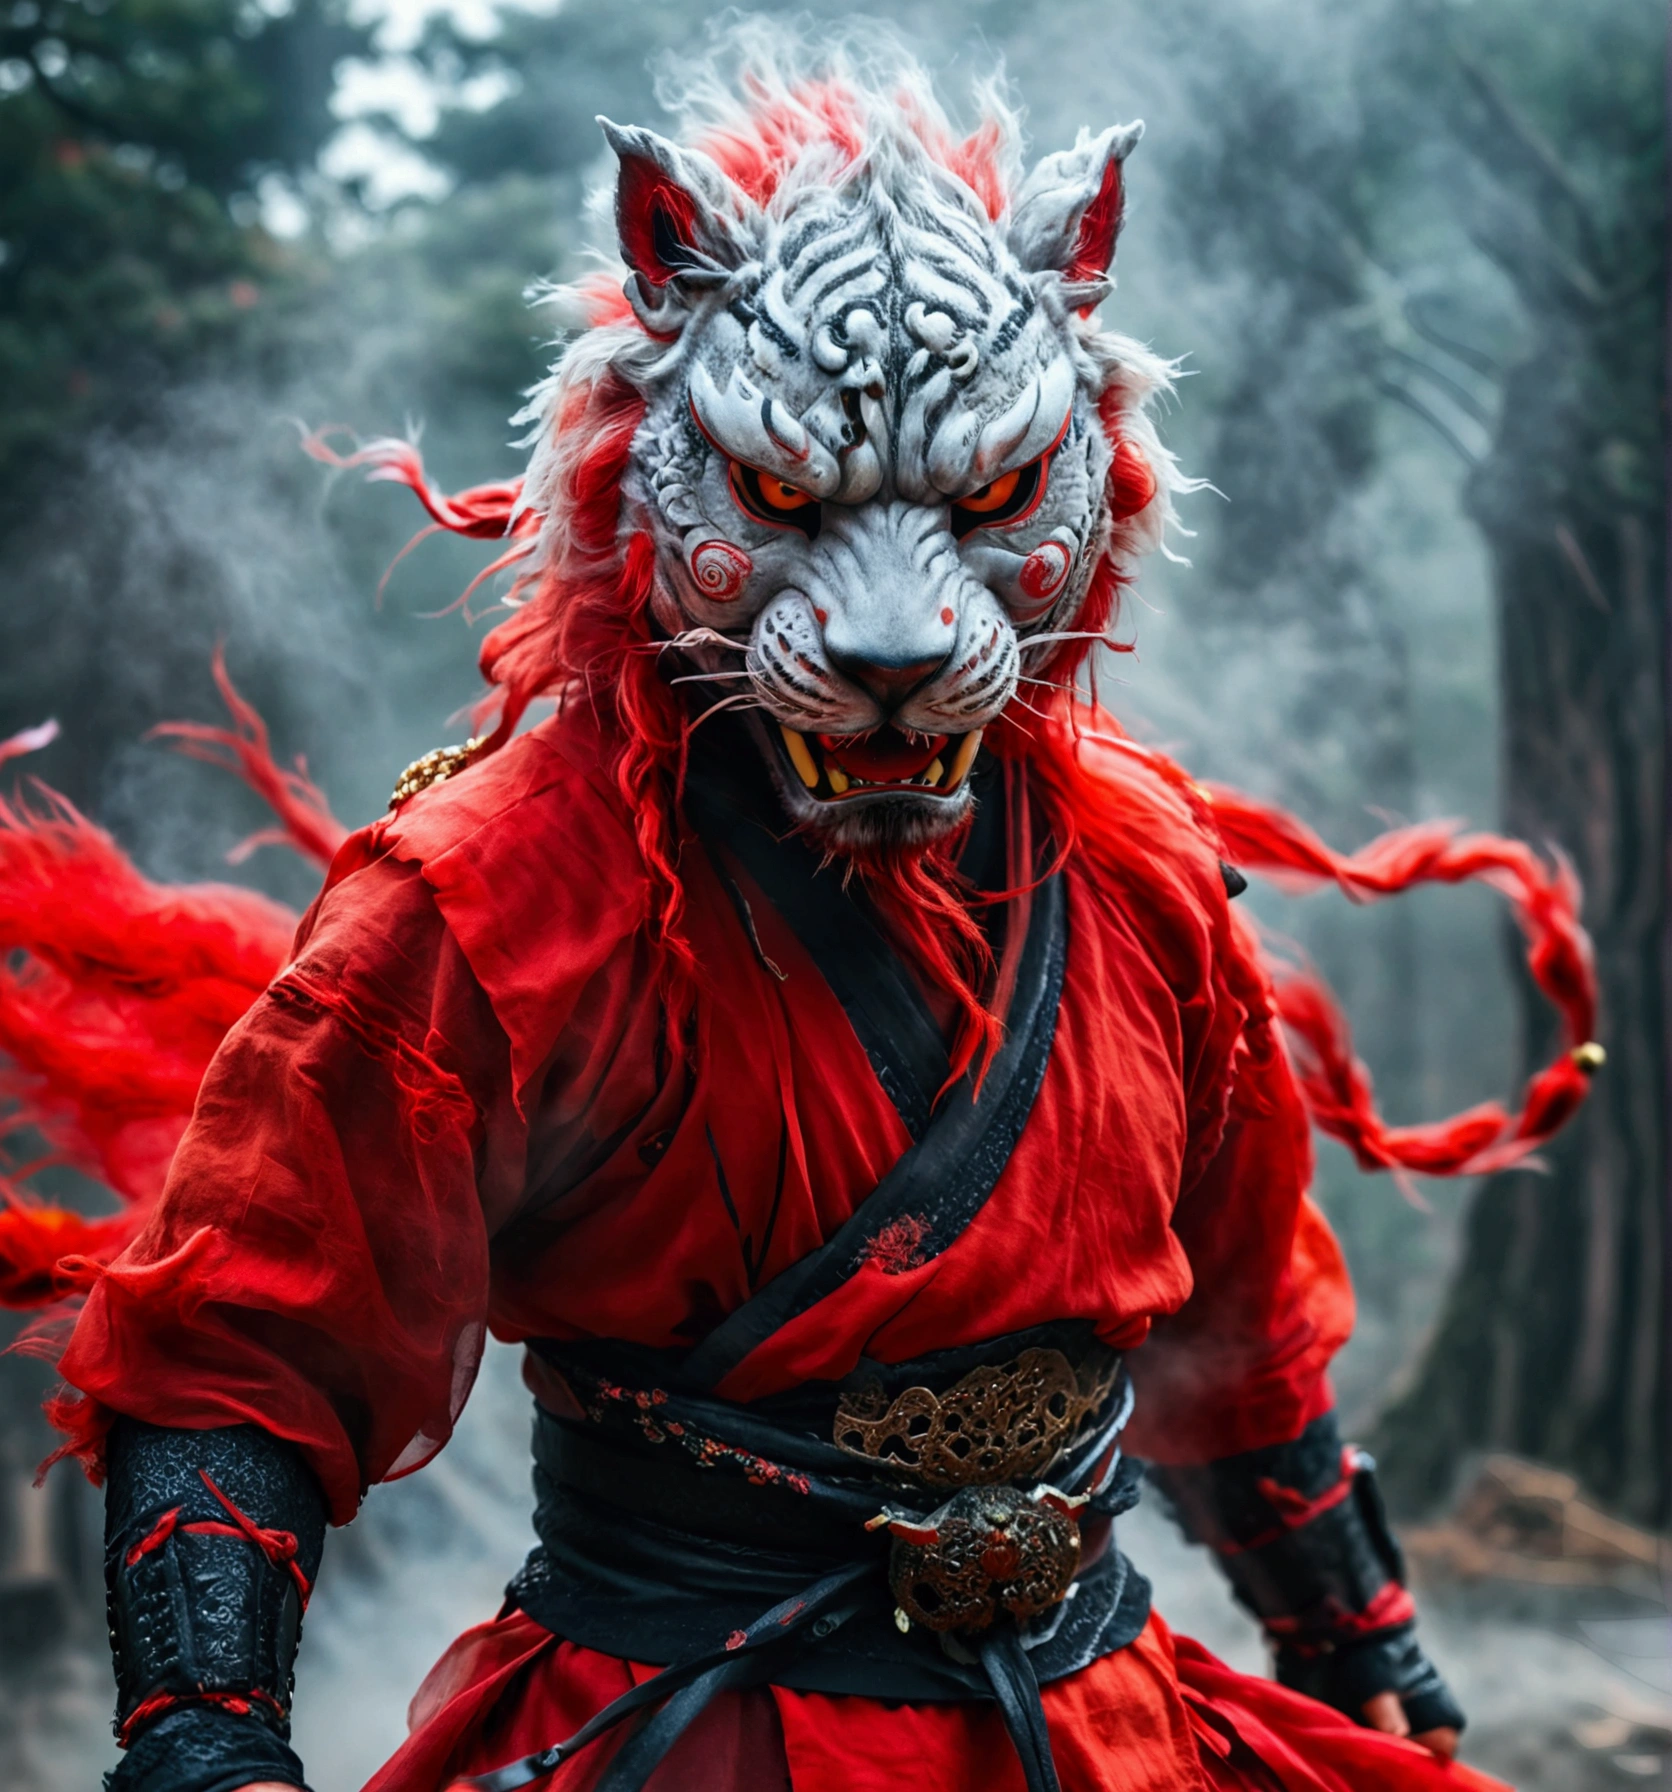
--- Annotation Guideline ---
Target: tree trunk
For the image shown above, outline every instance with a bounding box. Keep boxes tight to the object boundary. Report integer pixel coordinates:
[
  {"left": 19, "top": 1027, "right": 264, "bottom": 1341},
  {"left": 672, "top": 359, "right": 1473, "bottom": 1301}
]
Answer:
[{"left": 1378, "top": 275, "right": 1668, "bottom": 1525}]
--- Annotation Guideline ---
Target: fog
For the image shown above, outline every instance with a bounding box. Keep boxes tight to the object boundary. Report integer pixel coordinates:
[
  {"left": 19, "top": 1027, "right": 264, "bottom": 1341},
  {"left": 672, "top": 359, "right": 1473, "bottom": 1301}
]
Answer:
[{"left": 0, "top": 0, "right": 1664, "bottom": 1785}]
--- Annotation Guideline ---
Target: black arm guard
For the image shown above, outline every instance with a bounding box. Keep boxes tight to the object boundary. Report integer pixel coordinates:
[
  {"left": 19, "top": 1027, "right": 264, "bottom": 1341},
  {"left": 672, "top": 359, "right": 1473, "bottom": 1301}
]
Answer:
[
  {"left": 104, "top": 1420, "right": 327, "bottom": 1792},
  {"left": 1149, "top": 1412, "right": 1465, "bottom": 1738}
]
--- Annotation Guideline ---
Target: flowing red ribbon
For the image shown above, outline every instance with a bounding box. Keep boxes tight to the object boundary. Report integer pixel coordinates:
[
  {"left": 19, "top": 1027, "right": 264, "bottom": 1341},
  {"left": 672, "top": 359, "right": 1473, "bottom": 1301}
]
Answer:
[{"left": 1199, "top": 780, "right": 1599, "bottom": 1180}]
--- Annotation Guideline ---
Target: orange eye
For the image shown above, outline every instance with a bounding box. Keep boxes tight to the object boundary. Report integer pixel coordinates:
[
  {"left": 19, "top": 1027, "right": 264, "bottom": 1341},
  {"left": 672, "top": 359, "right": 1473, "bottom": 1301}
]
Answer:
[
  {"left": 950, "top": 458, "right": 1045, "bottom": 538},
  {"left": 729, "top": 460, "right": 822, "bottom": 539},
  {"left": 759, "top": 474, "right": 816, "bottom": 511},
  {"left": 958, "top": 468, "right": 1022, "bottom": 515}
]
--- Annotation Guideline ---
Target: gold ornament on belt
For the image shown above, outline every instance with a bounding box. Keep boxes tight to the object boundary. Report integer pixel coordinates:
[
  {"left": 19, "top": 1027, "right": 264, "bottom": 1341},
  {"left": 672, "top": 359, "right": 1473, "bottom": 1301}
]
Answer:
[
  {"left": 832, "top": 1347, "right": 1120, "bottom": 1489},
  {"left": 868, "top": 1483, "right": 1089, "bottom": 1634},
  {"left": 389, "top": 739, "right": 482, "bottom": 810}
]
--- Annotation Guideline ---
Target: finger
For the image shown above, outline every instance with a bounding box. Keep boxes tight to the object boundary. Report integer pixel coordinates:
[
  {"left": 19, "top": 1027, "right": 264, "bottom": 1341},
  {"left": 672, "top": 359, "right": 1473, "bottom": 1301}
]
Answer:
[
  {"left": 1361, "top": 1690, "right": 1411, "bottom": 1737},
  {"left": 1413, "top": 1727, "right": 1460, "bottom": 1760}
]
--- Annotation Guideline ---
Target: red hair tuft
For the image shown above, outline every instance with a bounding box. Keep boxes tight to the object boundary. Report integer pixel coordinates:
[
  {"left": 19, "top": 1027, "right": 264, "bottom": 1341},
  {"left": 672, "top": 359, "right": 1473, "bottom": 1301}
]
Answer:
[
  {"left": 699, "top": 77, "right": 867, "bottom": 204},
  {"left": 691, "top": 75, "right": 1010, "bottom": 220}
]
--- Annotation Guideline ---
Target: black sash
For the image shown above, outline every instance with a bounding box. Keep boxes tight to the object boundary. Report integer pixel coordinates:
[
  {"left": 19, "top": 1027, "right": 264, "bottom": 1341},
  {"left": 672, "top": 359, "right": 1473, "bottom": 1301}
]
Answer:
[{"left": 482, "top": 1337, "right": 1150, "bottom": 1792}]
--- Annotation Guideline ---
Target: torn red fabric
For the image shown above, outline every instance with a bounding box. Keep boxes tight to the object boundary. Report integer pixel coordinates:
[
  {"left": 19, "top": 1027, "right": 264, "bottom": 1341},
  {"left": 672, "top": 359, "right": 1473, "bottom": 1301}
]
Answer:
[
  {"left": 0, "top": 661, "right": 348, "bottom": 1349},
  {"left": 0, "top": 785, "right": 297, "bottom": 1199},
  {"left": 0, "top": 1203, "right": 134, "bottom": 1306}
]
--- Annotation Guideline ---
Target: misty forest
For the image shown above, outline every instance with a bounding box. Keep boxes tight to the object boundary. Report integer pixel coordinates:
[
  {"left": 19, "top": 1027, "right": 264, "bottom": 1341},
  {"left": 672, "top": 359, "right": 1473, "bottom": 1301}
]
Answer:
[{"left": 0, "top": 0, "right": 1664, "bottom": 1786}]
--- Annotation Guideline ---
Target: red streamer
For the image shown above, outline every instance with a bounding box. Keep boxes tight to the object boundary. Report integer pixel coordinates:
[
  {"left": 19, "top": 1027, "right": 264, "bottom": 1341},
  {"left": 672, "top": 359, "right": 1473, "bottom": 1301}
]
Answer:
[
  {"left": 148, "top": 647, "right": 348, "bottom": 871},
  {"left": 1199, "top": 779, "right": 1598, "bottom": 1180},
  {"left": 299, "top": 428, "right": 532, "bottom": 543}
]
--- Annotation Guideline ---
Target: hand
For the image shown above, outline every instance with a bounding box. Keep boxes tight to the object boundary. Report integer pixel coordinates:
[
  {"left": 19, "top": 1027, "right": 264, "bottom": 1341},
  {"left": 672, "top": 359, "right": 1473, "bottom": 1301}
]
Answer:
[{"left": 1362, "top": 1690, "right": 1459, "bottom": 1760}]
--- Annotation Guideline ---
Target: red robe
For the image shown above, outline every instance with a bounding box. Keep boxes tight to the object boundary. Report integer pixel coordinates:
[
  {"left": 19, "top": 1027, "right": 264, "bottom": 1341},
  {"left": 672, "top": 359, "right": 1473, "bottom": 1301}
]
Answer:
[{"left": 60, "top": 706, "right": 1501, "bottom": 1792}]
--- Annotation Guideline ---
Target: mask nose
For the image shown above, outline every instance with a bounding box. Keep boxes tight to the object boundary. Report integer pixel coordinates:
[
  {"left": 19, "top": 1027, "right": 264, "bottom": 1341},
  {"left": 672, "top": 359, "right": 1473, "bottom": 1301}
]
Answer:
[{"left": 826, "top": 648, "right": 950, "bottom": 712}]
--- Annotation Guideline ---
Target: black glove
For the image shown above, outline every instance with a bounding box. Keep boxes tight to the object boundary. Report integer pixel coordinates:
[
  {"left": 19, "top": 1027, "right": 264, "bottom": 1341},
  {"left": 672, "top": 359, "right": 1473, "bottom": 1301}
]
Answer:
[
  {"left": 1275, "top": 1622, "right": 1465, "bottom": 1738},
  {"left": 1148, "top": 1412, "right": 1464, "bottom": 1738},
  {"left": 104, "top": 1419, "right": 326, "bottom": 1792}
]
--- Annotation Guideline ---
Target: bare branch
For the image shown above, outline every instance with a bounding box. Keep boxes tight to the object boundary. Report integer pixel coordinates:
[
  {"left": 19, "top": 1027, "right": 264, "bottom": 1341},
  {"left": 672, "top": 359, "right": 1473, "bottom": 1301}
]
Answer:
[
  {"left": 1402, "top": 300, "right": 1505, "bottom": 379},
  {"left": 1463, "top": 184, "right": 1608, "bottom": 314},
  {"left": 1387, "top": 346, "right": 1495, "bottom": 426},
  {"left": 1449, "top": 43, "right": 1608, "bottom": 277},
  {"left": 1375, "top": 380, "right": 1481, "bottom": 467}
]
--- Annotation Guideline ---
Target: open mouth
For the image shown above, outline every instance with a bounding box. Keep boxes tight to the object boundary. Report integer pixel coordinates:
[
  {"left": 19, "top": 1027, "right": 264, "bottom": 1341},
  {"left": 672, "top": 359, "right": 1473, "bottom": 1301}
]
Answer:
[{"left": 777, "top": 724, "right": 983, "bottom": 801}]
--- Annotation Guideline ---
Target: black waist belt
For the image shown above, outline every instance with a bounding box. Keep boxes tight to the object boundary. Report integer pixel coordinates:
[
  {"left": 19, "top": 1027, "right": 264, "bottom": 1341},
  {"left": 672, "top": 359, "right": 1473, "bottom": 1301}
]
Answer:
[{"left": 458, "top": 1333, "right": 1152, "bottom": 1792}]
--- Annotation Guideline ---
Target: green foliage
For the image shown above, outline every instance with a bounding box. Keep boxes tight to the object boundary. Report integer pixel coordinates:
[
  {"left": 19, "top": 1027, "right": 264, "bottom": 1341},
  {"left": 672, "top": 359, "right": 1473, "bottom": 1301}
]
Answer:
[{"left": 0, "top": 0, "right": 368, "bottom": 490}]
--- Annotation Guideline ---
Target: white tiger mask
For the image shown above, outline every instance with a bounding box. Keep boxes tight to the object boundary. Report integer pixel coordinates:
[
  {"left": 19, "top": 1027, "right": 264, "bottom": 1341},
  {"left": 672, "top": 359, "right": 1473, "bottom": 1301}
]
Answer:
[{"left": 529, "top": 94, "right": 1176, "bottom": 852}]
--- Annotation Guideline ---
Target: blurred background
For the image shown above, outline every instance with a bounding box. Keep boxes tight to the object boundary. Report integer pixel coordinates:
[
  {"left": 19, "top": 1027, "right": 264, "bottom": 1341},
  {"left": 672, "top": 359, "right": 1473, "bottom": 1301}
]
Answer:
[{"left": 0, "top": 0, "right": 1665, "bottom": 1785}]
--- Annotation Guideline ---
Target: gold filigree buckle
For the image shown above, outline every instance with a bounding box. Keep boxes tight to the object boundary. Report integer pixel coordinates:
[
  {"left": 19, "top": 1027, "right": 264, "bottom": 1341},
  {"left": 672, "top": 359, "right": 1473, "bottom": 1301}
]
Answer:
[{"left": 832, "top": 1347, "right": 1119, "bottom": 1489}]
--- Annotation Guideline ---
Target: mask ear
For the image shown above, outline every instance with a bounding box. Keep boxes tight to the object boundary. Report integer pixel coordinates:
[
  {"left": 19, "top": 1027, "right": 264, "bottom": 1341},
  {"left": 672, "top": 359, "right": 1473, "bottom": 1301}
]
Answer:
[
  {"left": 1008, "top": 123, "right": 1144, "bottom": 303},
  {"left": 598, "top": 119, "right": 757, "bottom": 291}
]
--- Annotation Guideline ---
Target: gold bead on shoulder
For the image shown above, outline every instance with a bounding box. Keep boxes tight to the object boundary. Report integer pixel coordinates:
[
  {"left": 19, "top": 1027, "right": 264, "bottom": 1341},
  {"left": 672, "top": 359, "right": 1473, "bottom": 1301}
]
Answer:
[{"left": 389, "top": 739, "right": 482, "bottom": 810}]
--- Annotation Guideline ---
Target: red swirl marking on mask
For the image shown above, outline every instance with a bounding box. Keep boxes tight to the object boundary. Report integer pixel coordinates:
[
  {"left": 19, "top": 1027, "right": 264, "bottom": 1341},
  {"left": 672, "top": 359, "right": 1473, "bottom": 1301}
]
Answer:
[{"left": 688, "top": 539, "right": 753, "bottom": 602}]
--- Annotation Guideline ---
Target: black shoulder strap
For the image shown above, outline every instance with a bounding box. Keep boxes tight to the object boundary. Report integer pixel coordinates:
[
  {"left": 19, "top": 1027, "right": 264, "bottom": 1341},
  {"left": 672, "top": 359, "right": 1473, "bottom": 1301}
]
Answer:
[
  {"left": 683, "top": 782, "right": 952, "bottom": 1138},
  {"left": 678, "top": 871, "right": 1066, "bottom": 1395}
]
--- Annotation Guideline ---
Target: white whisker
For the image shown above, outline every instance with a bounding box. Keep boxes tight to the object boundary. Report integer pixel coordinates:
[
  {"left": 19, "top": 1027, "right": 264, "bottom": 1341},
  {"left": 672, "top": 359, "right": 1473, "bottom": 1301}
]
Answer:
[
  {"left": 689, "top": 692, "right": 766, "bottom": 729},
  {"left": 1007, "top": 689, "right": 1053, "bottom": 721},
  {"left": 1017, "top": 630, "right": 1112, "bottom": 653},
  {"left": 661, "top": 627, "right": 751, "bottom": 656},
  {"left": 668, "top": 670, "right": 761, "bottom": 685}
]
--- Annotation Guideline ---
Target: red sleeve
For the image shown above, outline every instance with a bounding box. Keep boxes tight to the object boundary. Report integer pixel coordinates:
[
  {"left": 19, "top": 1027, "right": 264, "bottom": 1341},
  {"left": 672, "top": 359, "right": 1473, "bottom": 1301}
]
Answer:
[
  {"left": 1125, "top": 941, "right": 1355, "bottom": 1466},
  {"left": 59, "top": 849, "right": 520, "bottom": 1524}
]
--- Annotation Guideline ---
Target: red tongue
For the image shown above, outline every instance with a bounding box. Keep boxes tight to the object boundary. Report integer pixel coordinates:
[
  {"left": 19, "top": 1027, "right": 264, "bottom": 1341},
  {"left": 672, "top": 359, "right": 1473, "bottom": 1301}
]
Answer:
[{"left": 819, "top": 728, "right": 949, "bottom": 782}]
